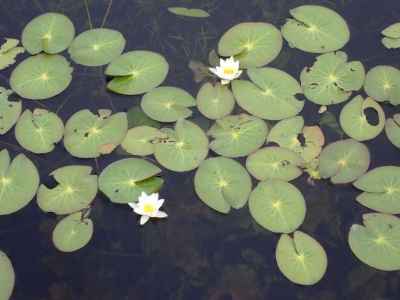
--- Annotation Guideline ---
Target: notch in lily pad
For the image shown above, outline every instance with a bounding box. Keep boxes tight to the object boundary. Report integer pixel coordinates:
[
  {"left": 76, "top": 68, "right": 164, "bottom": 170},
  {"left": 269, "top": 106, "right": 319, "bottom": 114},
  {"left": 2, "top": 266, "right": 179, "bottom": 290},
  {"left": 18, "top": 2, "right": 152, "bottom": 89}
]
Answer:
[
  {"left": 382, "top": 23, "right": 400, "bottom": 49},
  {"left": 385, "top": 113, "right": 400, "bottom": 149},
  {"left": 0, "top": 87, "right": 21, "bottom": 135},
  {"left": 0, "top": 38, "right": 24, "bottom": 70}
]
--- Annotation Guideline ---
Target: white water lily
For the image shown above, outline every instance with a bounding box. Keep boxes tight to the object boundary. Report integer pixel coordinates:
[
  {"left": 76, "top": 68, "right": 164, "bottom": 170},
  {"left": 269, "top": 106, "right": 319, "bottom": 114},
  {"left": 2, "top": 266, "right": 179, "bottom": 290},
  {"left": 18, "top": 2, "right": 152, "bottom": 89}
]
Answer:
[
  {"left": 209, "top": 56, "right": 242, "bottom": 85},
  {"left": 128, "top": 192, "right": 168, "bottom": 225}
]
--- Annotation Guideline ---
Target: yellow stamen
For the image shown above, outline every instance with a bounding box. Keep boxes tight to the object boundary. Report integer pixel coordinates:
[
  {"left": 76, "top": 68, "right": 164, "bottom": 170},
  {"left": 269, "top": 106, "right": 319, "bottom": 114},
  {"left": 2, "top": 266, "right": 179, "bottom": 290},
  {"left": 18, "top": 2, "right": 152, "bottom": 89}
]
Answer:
[
  {"left": 223, "top": 67, "right": 235, "bottom": 75},
  {"left": 143, "top": 203, "right": 156, "bottom": 214}
]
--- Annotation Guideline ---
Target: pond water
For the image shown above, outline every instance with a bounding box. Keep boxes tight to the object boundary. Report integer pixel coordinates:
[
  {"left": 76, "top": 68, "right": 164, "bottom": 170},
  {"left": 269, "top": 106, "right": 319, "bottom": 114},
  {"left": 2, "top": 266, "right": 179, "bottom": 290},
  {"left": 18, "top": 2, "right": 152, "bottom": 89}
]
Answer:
[{"left": 1, "top": 0, "right": 400, "bottom": 299}]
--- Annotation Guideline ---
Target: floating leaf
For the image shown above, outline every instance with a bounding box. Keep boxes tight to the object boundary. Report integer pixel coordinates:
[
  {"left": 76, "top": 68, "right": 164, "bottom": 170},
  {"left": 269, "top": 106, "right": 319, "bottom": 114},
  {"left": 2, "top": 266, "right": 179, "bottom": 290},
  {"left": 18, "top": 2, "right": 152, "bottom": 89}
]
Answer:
[
  {"left": 318, "top": 139, "right": 370, "bottom": 184},
  {"left": 276, "top": 231, "right": 328, "bottom": 285},
  {"left": 141, "top": 86, "right": 195, "bottom": 122},
  {"left": 68, "top": 28, "right": 125, "bottom": 66},
  {"left": 22, "top": 13, "right": 75, "bottom": 54},
  {"left": 208, "top": 114, "right": 268, "bottom": 157},
  {"left": 281, "top": 5, "right": 350, "bottom": 53},
  {"left": 196, "top": 83, "right": 235, "bottom": 120},
  {"left": 37, "top": 165, "right": 97, "bottom": 215},
  {"left": 348, "top": 213, "right": 400, "bottom": 271},
  {"left": 232, "top": 67, "right": 304, "bottom": 120},
  {"left": 10, "top": 54, "right": 73, "bottom": 100},
  {"left": 105, "top": 50, "right": 169, "bottom": 95},
  {"left": 382, "top": 23, "right": 400, "bottom": 49},
  {"left": 63, "top": 109, "right": 128, "bottom": 158},
  {"left": 194, "top": 157, "right": 252, "bottom": 213},
  {"left": 218, "top": 22, "right": 283, "bottom": 68},
  {"left": 52, "top": 212, "right": 93, "bottom": 252},
  {"left": 319, "top": 110, "right": 344, "bottom": 137},
  {"left": 0, "top": 149, "right": 39, "bottom": 215},
  {"left": 0, "top": 38, "right": 24, "bottom": 70},
  {"left": 121, "top": 126, "right": 166, "bottom": 156},
  {"left": 168, "top": 7, "right": 210, "bottom": 18},
  {"left": 0, "top": 250, "right": 15, "bottom": 300},
  {"left": 98, "top": 158, "right": 162, "bottom": 203},
  {"left": 126, "top": 105, "right": 161, "bottom": 129},
  {"left": 0, "top": 88, "right": 21, "bottom": 135},
  {"left": 249, "top": 180, "right": 306, "bottom": 233},
  {"left": 15, "top": 109, "right": 64, "bottom": 154},
  {"left": 340, "top": 96, "right": 385, "bottom": 141},
  {"left": 385, "top": 113, "right": 400, "bottom": 148}
]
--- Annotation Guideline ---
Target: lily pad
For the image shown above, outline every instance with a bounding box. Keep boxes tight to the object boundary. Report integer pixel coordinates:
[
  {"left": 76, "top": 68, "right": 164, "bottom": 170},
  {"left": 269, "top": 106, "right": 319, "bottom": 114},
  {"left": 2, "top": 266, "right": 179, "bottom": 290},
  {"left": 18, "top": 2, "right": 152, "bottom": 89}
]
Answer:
[
  {"left": 318, "top": 139, "right": 370, "bottom": 184},
  {"left": 98, "top": 158, "right": 163, "bottom": 203},
  {"left": 0, "top": 38, "right": 24, "bottom": 70},
  {"left": 141, "top": 86, "right": 195, "bottom": 122},
  {"left": 382, "top": 23, "right": 400, "bottom": 49},
  {"left": 385, "top": 114, "right": 400, "bottom": 148},
  {"left": 249, "top": 180, "right": 306, "bottom": 233},
  {"left": 22, "top": 13, "right": 75, "bottom": 54},
  {"left": 194, "top": 157, "right": 252, "bottom": 213},
  {"left": 196, "top": 83, "right": 235, "bottom": 120},
  {"left": 348, "top": 213, "right": 400, "bottom": 271},
  {"left": 276, "top": 231, "right": 328, "bottom": 285},
  {"left": 218, "top": 22, "right": 283, "bottom": 68},
  {"left": 127, "top": 105, "right": 161, "bottom": 129},
  {"left": 208, "top": 114, "right": 268, "bottom": 157},
  {"left": 232, "top": 67, "right": 304, "bottom": 120},
  {"left": 246, "top": 147, "right": 304, "bottom": 181},
  {"left": 300, "top": 52, "right": 365, "bottom": 105},
  {"left": 63, "top": 109, "right": 128, "bottom": 158},
  {"left": 154, "top": 119, "right": 209, "bottom": 172},
  {"left": 15, "top": 109, "right": 64, "bottom": 154},
  {"left": 52, "top": 211, "right": 93, "bottom": 252},
  {"left": 168, "top": 7, "right": 209, "bottom": 18},
  {"left": 105, "top": 50, "right": 169, "bottom": 95},
  {"left": 10, "top": 54, "right": 73, "bottom": 100},
  {"left": 121, "top": 126, "right": 166, "bottom": 156},
  {"left": 0, "top": 149, "right": 39, "bottom": 215},
  {"left": 0, "top": 87, "right": 21, "bottom": 135},
  {"left": 0, "top": 250, "right": 15, "bottom": 300},
  {"left": 281, "top": 5, "right": 350, "bottom": 53},
  {"left": 68, "top": 28, "right": 125, "bottom": 66},
  {"left": 37, "top": 165, "right": 97, "bottom": 215}
]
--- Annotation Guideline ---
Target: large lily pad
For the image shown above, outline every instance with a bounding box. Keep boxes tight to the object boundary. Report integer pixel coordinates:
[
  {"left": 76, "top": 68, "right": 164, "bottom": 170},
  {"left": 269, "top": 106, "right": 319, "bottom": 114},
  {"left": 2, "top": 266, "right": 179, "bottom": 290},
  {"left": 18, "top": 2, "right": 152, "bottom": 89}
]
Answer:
[
  {"left": 385, "top": 114, "right": 400, "bottom": 148},
  {"left": 340, "top": 96, "right": 385, "bottom": 141},
  {"left": 382, "top": 23, "right": 400, "bottom": 49},
  {"left": 249, "top": 180, "right": 306, "bottom": 233},
  {"left": 0, "top": 87, "right": 21, "bottom": 135},
  {"left": 37, "top": 165, "right": 97, "bottom": 215},
  {"left": 348, "top": 213, "right": 400, "bottom": 271},
  {"left": 276, "top": 231, "right": 328, "bottom": 285},
  {"left": 281, "top": 5, "right": 350, "bottom": 53},
  {"left": 232, "top": 67, "right": 304, "bottom": 120},
  {"left": 15, "top": 109, "right": 64, "bottom": 154},
  {"left": 0, "top": 149, "right": 39, "bottom": 215},
  {"left": 154, "top": 119, "right": 209, "bottom": 172},
  {"left": 22, "top": 13, "right": 75, "bottom": 54},
  {"left": 141, "top": 86, "right": 195, "bottom": 122},
  {"left": 99, "top": 158, "right": 163, "bottom": 203},
  {"left": 196, "top": 83, "right": 235, "bottom": 120},
  {"left": 10, "top": 54, "right": 73, "bottom": 100},
  {"left": 0, "top": 250, "right": 15, "bottom": 300},
  {"left": 208, "top": 114, "right": 268, "bottom": 157},
  {"left": 105, "top": 50, "right": 169, "bottom": 95},
  {"left": 318, "top": 139, "right": 370, "bottom": 184},
  {"left": 194, "top": 157, "right": 252, "bottom": 214},
  {"left": 121, "top": 126, "right": 166, "bottom": 156},
  {"left": 218, "top": 22, "right": 283, "bottom": 68},
  {"left": 63, "top": 109, "right": 128, "bottom": 158},
  {"left": 68, "top": 28, "right": 125, "bottom": 66},
  {"left": 0, "top": 38, "right": 24, "bottom": 70}
]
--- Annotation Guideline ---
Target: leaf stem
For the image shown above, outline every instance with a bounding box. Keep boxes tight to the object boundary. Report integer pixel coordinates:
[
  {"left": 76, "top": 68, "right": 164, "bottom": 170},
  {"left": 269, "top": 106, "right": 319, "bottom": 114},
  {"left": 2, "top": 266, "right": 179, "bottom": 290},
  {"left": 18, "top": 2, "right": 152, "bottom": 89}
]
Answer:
[{"left": 101, "top": 0, "right": 113, "bottom": 28}]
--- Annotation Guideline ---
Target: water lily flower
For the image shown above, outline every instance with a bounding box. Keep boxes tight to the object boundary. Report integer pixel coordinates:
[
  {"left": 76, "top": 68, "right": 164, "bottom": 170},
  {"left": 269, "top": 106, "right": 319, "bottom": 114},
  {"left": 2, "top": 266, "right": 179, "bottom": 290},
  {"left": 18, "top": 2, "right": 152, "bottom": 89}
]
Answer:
[
  {"left": 209, "top": 56, "right": 242, "bottom": 85},
  {"left": 128, "top": 192, "right": 168, "bottom": 225}
]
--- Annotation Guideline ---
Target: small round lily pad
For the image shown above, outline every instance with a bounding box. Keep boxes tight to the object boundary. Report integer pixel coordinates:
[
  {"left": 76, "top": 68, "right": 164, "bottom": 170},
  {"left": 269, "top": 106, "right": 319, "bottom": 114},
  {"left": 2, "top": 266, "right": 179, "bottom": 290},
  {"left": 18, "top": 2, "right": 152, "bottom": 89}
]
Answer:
[
  {"left": 0, "top": 250, "right": 15, "bottom": 300},
  {"left": 382, "top": 23, "right": 400, "bottom": 49},
  {"left": 385, "top": 114, "right": 400, "bottom": 149},
  {"left": 121, "top": 126, "right": 166, "bottom": 156},
  {"left": 196, "top": 83, "right": 235, "bottom": 120},
  {"left": 0, "top": 87, "right": 21, "bottom": 135}
]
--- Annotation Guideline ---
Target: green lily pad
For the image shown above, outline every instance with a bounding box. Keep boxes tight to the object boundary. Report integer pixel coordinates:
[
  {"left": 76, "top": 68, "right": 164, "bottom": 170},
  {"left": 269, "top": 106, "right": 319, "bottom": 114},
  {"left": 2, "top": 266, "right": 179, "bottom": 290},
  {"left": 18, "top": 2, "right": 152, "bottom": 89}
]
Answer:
[
  {"left": 382, "top": 23, "right": 400, "bottom": 49},
  {"left": 232, "top": 67, "right": 304, "bottom": 120},
  {"left": 68, "top": 28, "right": 125, "bottom": 66},
  {"left": 22, "top": 13, "right": 75, "bottom": 54},
  {"left": 385, "top": 114, "right": 400, "bottom": 148},
  {"left": 249, "top": 180, "right": 306, "bottom": 233},
  {"left": 208, "top": 114, "right": 268, "bottom": 157},
  {"left": 10, "top": 54, "right": 73, "bottom": 100},
  {"left": 105, "top": 50, "right": 169, "bottom": 95},
  {"left": 126, "top": 105, "right": 161, "bottom": 129},
  {"left": 196, "top": 83, "right": 235, "bottom": 120},
  {"left": 154, "top": 119, "right": 209, "bottom": 172},
  {"left": 37, "top": 165, "right": 97, "bottom": 215},
  {"left": 353, "top": 166, "right": 400, "bottom": 214},
  {"left": 348, "top": 213, "right": 400, "bottom": 271},
  {"left": 194, "top": 157, "right": 252, "bottom": 214},
  {"left": 168, "top": 7, "right": 209, "bottom": 18},
  {"left": 246, "top": 147, "right": 304, "bottom": 181},
  {"left": 218, "top": 22, "right": 283, "bottom": 68},
  {"left": 141, "top": 86, "right": 195, "bottom": 122},
  {"left": 121, "top": 126, "right": 166, "bottom": 156},
  {"left": 364, "top": 65, "right": 400, "bottom": 106},
  {"left": 0, "top": 149, "right": 39, "bottom": 215},
  {"left": 0, "top": 87, "right": 21, "bottom": 135},
  {"left": 0, "top": 38, "right": 24, "bottom": 70},
  {"left": 15, "top": 109, "right": 64, "bottom": 154},
  {"left": 63, "top": 109, "right": 128, "bottom": 158},
  {"left": 276, "top": 231, "right": 328, "bottom": 285},
  {"left": 98, "top": 158, "right": 163, "bottom": 203},
  {"left": 318, "top": 139, "right": 370, "bottom": 184},
  {"left": 52, "top": 211, "right": 93, "bottom": 252},
  {"left": 0, "top": 250, "right": 15, "bottom": 300},
  {"left": 340, "top": 96, "right": 385, "bottom": 141},
  {"left": 281, "top": 5, "right": 350, "bottom": 53}
]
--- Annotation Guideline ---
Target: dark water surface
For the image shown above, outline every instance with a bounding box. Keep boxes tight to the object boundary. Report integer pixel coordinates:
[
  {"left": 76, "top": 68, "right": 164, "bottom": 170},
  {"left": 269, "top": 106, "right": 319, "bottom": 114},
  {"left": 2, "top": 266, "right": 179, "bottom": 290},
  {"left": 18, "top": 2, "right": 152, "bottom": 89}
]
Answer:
[{"left": 1, "top": 0, "right": 400, "bottom": 299}]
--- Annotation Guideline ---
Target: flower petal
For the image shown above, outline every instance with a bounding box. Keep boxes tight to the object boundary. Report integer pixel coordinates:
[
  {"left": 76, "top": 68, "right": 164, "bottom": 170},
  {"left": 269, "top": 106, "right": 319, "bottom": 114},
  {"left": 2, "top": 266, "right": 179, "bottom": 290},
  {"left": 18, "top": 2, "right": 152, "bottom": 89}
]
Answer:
[
  {"left": 221, "top": 79, "right": 230, "bottom": 85},
  {"left": 156, "top": 199, "right": 165, "bottom": 210},
  {"left": 209, "top": 67, "right": 219, "bottom": 76},
  {"left": 155, "top": 211, "right": 168, "bottom": 218},
  {"left": 140, "top": 215, "right": 150, "bottom": 225},
  {"left": 128, "top": 202, "right": 137, "bottom": 210}
]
